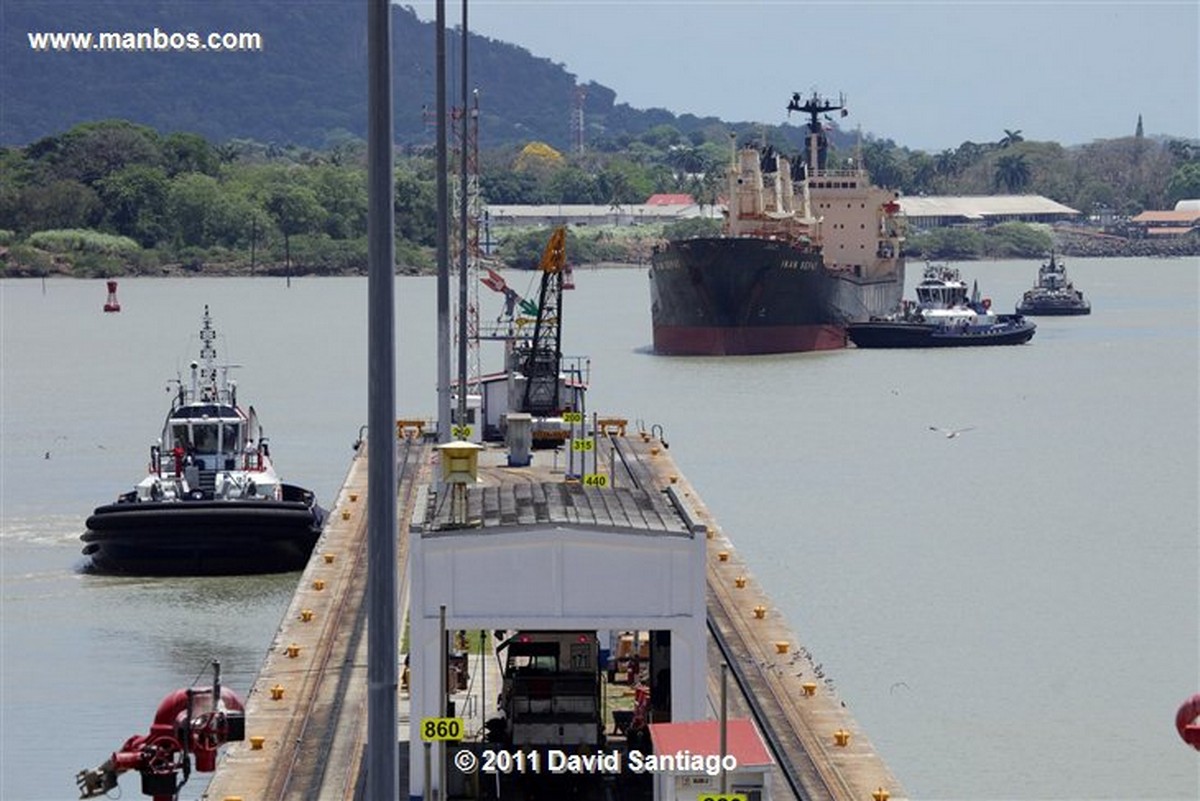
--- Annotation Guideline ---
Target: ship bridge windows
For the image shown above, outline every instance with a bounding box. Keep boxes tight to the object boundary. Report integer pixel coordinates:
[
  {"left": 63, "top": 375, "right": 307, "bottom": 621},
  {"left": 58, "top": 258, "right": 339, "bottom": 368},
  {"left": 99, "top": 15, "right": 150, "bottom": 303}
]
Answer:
[
  {"left": 170, "top": 421, "right": 240, "bottom": 455},
  {"left": 170, "top": 424, "right": 191, "bottom": 450},
  {"left": 192, "top": 423, "right": 219, "bottom": 454},
  {"left": 171, "top": 404, "right": 237, "bottom": 419},
  {"left": 918, "top": 286, "right": 966, "bottom": 306},
  {"left": 222, "top": 423, "right": 242, "bottom": 452}
]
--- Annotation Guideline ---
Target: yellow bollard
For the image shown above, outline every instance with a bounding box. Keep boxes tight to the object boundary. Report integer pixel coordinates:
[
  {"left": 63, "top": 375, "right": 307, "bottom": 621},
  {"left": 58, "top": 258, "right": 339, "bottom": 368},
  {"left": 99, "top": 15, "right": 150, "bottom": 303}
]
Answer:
[
  {"left": 717, "top": 551, "right": 729, "bottom": 562},
  {"left": 873, "top": 789, "right": 891, "bottom": 801},
  {"left": 300, "top": 609, "right": 314, "bottom": 622},
  {"left": 313, "top": 578, "right": 326, "bottom": 591},
  {"left": 286, "top": 643, "right": 300, "bottom": 658},
  {"left": 834, "top": 729, "right": 851, "bottom": 747},
  {"left": 249, "top": 735, "right": 265, "bottom": 751},
  {"left": 270, "top": 684, "right": 285, "bottom": 700},
  {"left": 802, "top": 682, "right": 817, "bottom": 696},
  {"left": 774, "top": 641, "right": 790, "bottom": 655},
  {"left": 753, "top": 605, "right": 766, "bottom": 619},
  {"left": 349, "top": 493, "right": 358, "bottom": 502},
  {"left": 650, "top": 447, "right": 660, "bottom": 456},
  {"left": 224, "top": 796, "right": 245, "bottom": 801},
  {"left": 734, "top": 576, "right": 747, "bottom": 589},
  {"left": 323, "top": 553, "right": 335, "bottom": 564},
  {"left": 341, "top": 509, "right": 351, "bottom": 521}
]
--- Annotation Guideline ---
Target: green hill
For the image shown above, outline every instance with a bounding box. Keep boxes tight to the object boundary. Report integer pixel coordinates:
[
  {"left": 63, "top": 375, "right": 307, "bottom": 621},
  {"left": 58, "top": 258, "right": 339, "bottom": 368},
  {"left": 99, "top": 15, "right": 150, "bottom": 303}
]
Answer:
[{"left": 3, "top": 1, "right": 763, "bottom": 150}]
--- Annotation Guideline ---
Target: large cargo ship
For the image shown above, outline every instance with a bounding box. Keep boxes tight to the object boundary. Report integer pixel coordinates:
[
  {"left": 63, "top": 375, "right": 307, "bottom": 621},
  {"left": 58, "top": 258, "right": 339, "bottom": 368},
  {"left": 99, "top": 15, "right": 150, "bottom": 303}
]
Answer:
[{"left": 649, "top": 92, "right": 905, "bottom": 355}]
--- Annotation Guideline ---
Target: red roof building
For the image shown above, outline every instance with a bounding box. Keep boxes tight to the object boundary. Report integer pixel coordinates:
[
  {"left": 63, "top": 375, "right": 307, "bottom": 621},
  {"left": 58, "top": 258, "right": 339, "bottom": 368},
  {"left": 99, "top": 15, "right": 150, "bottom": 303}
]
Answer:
[
  {"left": 1128, "top": 210, "right": 1200, "bottom": 237},
  {"left": 647, "top": 718, "right": 773, "bottom": 801},
  {"left": 645, "top": 193, "right": 695, "bottom": 206}
]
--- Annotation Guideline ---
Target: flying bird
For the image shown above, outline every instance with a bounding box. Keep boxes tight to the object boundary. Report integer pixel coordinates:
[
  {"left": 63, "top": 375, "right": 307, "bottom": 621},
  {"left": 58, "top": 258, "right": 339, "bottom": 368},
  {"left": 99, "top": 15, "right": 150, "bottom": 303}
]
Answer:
[{"left": 930, "top": 426, "right": 975, "bottom": 438}]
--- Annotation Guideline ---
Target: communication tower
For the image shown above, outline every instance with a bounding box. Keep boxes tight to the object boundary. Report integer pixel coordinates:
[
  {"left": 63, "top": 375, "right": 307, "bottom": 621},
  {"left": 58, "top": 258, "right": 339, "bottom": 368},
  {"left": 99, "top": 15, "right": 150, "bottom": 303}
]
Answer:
[
  {"left": 449, "top": 92, "right": 485, "bottom": 403},
  {"left": 571, "top": 86, "right": 587, "bottom": 154}
]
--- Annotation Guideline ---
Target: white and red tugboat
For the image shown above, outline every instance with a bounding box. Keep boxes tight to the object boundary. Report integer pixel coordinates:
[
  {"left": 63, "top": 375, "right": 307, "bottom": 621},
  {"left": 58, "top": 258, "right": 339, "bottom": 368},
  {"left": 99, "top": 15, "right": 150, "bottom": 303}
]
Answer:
[{"left": 82, "top": 306, "right": 325, "bottom": 575}]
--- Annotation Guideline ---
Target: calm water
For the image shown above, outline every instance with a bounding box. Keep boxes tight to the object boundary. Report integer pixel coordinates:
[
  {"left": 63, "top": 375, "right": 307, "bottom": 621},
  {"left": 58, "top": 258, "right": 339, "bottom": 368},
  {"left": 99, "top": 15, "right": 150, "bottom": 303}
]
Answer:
[{"left": 2, "top": 258, "right": 1197, "bottom": 800}]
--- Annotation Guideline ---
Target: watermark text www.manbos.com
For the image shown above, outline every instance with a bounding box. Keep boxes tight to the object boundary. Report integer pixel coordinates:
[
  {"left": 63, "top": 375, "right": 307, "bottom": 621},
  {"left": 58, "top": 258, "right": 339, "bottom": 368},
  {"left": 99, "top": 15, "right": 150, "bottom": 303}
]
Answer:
[{"left": 27, "top": 28, "right": 264, "bottom": 54}]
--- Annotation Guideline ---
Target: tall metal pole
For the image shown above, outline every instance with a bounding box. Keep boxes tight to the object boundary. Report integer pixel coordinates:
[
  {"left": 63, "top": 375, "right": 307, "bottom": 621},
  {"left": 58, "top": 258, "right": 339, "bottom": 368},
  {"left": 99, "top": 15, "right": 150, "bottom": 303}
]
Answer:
[
  {"left": 366, "top": 0, "right": 398, "bottom": 797},
  {"left": 436, "top": 0, "right": 451, "bottom": 443},
  {"left": 455, "top": 0, "right": 469, "bottom": 432},
  {"left": 719, "top": 662, "right": 729, "bottom": 794},
  {"left": 439, "top": 605, "right": 448, "bottom": 800}
]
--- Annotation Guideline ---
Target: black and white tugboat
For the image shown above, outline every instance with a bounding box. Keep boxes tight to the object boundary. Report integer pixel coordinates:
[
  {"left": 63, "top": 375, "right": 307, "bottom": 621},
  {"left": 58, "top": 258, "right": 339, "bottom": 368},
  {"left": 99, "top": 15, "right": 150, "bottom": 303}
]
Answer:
[
  {"left": 1015, "top": 252, "right": 1091, "bottom": 315},
  {"left": 847, "top": 263, "right": 1036, "bottom": 348},
  {"left": 81, "top": 306, "right": 325, "bottom": 576}
]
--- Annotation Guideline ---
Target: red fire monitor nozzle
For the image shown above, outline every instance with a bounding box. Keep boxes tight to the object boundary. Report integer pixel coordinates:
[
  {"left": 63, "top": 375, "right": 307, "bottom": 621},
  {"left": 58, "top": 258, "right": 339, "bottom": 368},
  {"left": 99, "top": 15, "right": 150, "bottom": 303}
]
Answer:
[{"left": 76, "top": 661, "right": 245, "bottom": 800}]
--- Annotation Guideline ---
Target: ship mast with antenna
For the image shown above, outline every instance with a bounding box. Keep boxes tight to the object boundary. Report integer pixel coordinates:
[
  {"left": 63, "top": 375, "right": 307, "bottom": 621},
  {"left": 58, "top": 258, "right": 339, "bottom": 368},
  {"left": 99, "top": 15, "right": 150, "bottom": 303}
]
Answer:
[{"left": 786, "top": 90, "right": 847, "bottom": 173}]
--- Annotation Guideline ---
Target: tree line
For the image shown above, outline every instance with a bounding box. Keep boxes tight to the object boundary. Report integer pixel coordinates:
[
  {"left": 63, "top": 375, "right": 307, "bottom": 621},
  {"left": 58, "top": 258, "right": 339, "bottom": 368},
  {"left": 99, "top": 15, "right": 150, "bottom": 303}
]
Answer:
[{"left": 2, "top": 118, "right": 1197, "bottom": 277}]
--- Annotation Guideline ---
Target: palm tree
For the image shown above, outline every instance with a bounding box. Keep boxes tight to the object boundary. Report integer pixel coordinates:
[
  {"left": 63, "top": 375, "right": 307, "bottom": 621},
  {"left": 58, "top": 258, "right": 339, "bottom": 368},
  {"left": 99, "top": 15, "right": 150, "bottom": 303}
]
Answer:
[
  {"left": 993, "top": 153, "right": 1031, "bottom": 193},
  {"left": 1000, "top": 129, "right": 1024, "bottom": 148}
]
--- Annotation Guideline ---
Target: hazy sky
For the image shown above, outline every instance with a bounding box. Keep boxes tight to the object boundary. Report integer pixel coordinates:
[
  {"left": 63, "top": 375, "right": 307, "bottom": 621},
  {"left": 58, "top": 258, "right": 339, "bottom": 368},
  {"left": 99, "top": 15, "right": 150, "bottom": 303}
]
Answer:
[{"left": 409, "top": 0, "right": 1199, "bottom": 152}]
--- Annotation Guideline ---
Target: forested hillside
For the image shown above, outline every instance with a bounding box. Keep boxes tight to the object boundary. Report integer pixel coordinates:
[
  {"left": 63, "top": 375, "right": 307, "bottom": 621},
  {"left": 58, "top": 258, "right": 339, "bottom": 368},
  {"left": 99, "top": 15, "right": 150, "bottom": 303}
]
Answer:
[
  {"left": 5, "top": 2, "right": 1199, "bottom": 276},
  {"left": 4, "top": 2, "right": 758, "bottom": 152}
]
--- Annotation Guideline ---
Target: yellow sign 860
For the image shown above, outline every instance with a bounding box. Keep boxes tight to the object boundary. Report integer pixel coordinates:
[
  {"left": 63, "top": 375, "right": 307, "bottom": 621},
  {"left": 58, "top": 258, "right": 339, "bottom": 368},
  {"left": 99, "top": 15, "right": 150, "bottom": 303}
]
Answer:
[{"left": 420, "top": 717, "right": 464, "bottom": 741}]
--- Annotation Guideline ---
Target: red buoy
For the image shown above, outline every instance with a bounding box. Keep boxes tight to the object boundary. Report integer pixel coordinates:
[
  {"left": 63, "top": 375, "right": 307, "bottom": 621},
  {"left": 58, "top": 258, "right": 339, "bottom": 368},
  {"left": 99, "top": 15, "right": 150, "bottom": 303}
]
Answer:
[
  {"left": 103, "top": 280, "right": 121, "bottom": 313},
  {"left": 1176, "top": 694, "right": 1200, "bottom": 750}
]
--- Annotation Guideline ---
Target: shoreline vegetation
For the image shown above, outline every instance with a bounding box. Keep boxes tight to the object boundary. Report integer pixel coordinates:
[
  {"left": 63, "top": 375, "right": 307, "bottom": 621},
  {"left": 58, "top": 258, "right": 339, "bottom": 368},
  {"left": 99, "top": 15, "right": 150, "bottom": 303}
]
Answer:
[
  {"left": 1, "top": 224, "right": 1196, "bottom": 280},
  {"left": 3, "top": 119, "right": 1197, "bottom": 280}
]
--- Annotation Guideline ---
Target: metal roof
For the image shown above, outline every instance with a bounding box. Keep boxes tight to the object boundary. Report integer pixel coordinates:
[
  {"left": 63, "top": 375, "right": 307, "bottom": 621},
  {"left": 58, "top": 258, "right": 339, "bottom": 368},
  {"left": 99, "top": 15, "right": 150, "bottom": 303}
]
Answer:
[
  {"left": 898, "top": 195, "right": 1080, "bottom": 219},
  {"left": 423, "top": 481, "right": 691, "bottom": 535}
]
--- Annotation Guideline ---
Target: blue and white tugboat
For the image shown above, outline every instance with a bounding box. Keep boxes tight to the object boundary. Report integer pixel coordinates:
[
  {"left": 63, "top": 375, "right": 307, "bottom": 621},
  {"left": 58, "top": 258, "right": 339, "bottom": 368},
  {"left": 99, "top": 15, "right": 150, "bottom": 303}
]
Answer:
[
  {"left": 82, "top": 307, "right": 325, "bottom": 575},
  {"left": 847, "top": 263, "right": 1036, "bottom": 348},
  {"left": 1015, "top": 252, "right": 1091, "bottom": 315}
]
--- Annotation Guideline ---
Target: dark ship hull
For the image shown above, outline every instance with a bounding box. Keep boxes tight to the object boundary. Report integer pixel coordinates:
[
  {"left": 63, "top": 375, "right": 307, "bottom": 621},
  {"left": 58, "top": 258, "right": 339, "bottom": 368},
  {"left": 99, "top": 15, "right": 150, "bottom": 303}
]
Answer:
[
  {"left": 1015, "top": 297, "right": 1091, "bottom": 316},
  {"left": 82, "top": 485, "right": 325, "bottom": 576},
  {"left": 649, "top": 237, "right": 903, "bottom": 355},
  {"left": 1017, "top": 253, "right": 1090, "bottom": 316},
  {"left": 846, "top": 317, "right": 1036, "bottom": 348}
]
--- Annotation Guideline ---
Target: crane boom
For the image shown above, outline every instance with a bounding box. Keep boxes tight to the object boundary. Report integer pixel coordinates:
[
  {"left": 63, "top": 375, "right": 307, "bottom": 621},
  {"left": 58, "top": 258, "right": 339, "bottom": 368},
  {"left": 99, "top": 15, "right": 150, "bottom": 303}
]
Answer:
[{"left": 520, "top": 227, "right": 566, "bottom": 415}]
